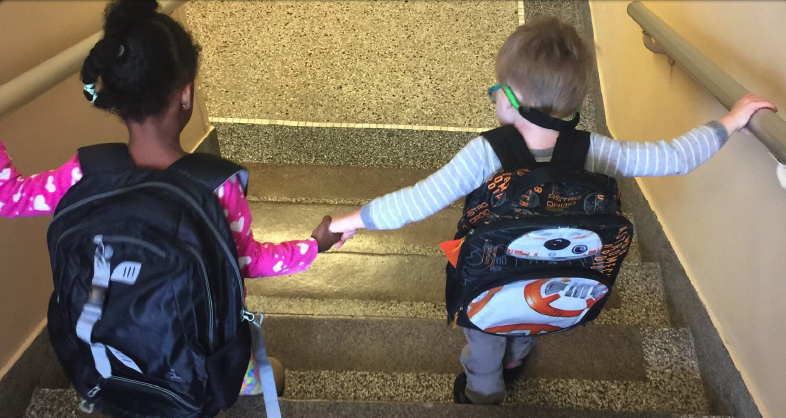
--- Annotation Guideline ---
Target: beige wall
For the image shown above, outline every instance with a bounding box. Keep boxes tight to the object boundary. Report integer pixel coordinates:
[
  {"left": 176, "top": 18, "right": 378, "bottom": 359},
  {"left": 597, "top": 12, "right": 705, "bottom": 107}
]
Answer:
[
  {"left": 0, "top": 1, "right": 208, "bottom": 378},
  {"left": 589, "top": 1, "right": 786, "bottom": 417}
]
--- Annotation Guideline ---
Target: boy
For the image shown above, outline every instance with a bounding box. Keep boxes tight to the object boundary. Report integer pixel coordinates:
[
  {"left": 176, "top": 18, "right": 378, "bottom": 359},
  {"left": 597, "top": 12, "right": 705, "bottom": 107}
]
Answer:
[{"left": 329, "top": 16, "right": 776, "bottom": 405}]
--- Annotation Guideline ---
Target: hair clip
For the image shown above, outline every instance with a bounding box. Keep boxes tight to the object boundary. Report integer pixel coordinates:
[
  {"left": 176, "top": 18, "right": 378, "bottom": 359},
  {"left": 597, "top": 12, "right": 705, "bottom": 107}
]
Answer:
[{"left": 83, "top": 83, "right": 98, "bottom": 104}]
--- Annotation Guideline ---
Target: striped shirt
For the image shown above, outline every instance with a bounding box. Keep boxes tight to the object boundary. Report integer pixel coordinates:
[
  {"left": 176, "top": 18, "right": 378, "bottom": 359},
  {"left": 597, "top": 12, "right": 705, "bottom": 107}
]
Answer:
[{"left": 361, "top": 121, "right": 728, "bottom": 230}]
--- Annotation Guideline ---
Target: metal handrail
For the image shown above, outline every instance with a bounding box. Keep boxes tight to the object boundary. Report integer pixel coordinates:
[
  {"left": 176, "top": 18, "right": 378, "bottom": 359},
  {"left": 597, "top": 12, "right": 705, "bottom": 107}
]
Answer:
[
  {"left": 0, "top": 0, "right": 189, "bottom": 120},
  {"left": 628, "top": 1, "right": 786, "bottom": 164}
]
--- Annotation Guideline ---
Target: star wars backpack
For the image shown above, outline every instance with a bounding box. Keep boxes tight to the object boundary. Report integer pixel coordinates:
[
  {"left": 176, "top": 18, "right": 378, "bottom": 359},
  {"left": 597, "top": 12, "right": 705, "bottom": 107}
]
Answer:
[{"left": 445, "top": 124, "right": 634, "bottom": 336}]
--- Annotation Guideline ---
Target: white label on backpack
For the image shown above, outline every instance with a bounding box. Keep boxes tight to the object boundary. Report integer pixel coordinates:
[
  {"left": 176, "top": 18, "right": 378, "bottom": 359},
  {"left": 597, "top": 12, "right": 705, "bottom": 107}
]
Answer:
[
  {"left": 506, "top": 228, "right": 602, "bottom": 261},
  {"left": 110, "top": 262, "right": 142, "bottom": 285},
  {"left": 467, "top": 277, "right": 608, "bottom": 336},
  {"left": 107, "top": 346, "right": 142, "bottom": 373}
]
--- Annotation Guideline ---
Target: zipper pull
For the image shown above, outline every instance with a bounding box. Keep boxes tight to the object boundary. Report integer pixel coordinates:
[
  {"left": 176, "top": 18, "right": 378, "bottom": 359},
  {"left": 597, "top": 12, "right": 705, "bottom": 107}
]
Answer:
[
  {"left": 241, "top": 309, "right": 255, "bottom": 322},
  {"left": 87, "top": 385, "right": 101, "bottom": 398}
]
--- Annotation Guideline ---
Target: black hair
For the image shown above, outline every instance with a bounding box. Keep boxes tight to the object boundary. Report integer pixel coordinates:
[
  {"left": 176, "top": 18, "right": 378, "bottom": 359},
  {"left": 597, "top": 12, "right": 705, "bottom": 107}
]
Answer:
[{"left": 80, "top": 0, "right": 201, "bottom": 122}]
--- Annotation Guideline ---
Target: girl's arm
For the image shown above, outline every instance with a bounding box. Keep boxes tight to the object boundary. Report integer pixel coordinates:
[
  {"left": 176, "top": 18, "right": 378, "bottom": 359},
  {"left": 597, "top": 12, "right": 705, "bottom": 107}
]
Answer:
[
  {"left": 0, "top": 141, "right": 82, "bottom": 218},
  {"left": 215, "top": 175, "right": 320, "bottom": 278}
]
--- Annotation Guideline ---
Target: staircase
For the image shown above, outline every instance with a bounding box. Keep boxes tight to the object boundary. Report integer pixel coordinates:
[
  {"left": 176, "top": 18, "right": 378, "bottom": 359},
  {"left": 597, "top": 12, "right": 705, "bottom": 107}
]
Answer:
[
  {"left": 24, "top": 153, "right": 725, "bottom": 418},
  {"left": 21, "top": 1, "right": 733, "bottom": 417}
]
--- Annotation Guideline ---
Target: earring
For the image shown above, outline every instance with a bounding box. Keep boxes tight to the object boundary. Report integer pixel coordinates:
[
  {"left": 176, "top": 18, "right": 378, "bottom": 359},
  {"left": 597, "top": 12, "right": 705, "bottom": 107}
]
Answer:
[{"left": 181, "top": 104, "right": 187, "bottom": 109}]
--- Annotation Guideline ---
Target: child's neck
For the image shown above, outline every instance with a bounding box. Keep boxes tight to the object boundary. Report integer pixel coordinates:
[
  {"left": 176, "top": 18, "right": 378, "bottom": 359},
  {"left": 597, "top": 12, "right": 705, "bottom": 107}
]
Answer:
[
  {"left": 127, "top": 120, "right": 187, "bottom": 170},
  {"left": 512, "top": 118, "right": 559, "bottom": 150}
]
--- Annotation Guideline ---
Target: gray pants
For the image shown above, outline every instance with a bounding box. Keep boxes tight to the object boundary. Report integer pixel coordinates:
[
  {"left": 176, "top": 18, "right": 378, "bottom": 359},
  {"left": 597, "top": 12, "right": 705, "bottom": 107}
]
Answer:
[{"left": 460, "top": 327, "right": 535, "bottom": 404}]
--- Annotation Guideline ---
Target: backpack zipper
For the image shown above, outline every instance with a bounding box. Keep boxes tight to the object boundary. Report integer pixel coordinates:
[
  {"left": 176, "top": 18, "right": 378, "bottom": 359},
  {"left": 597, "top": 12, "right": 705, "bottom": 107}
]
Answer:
[
  {"left": 102, "top": 236, "right": 166, "bottom": 258},
  {"left": 181, "top": 245, "right": 216, "bottom": 352},
  {"left": 51, "top": 182, "right": 246, "bottom": 317},
  {"left": 107, "top": 376, "right": 197, "bottom": 409}
]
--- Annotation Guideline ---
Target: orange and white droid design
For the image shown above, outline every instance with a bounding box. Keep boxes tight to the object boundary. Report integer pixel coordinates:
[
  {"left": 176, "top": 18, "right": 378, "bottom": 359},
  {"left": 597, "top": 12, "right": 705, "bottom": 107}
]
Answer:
[
  {"left": 467, "top": 277, "right": 608, "bottom": 335},
  {"left": 506, "top": 228, "right": 603, "bottom": 261}
]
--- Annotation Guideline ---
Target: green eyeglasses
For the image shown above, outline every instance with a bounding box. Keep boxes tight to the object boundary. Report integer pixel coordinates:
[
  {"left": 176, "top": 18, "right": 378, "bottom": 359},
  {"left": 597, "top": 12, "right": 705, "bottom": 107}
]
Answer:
[{"left": 487, "top": 84, "right": 521, "bottom": 109}]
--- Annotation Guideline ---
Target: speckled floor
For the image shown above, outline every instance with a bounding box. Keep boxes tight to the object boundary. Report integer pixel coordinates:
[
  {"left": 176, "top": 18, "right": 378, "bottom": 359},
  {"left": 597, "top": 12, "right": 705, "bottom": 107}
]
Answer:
[{"left": 185, "top": 0, "right": 516, "bottom": 127}]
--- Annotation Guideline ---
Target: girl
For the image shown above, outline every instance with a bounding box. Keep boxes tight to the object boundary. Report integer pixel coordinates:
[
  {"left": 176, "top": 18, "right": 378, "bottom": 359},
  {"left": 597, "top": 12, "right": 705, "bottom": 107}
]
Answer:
[{"left": 0, "top": 0, "right": 339, "bottom": 400}]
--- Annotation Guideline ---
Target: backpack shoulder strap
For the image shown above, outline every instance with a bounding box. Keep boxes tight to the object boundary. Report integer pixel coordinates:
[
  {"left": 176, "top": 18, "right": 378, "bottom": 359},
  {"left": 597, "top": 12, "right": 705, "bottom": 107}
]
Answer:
[
  {"left": 481, "top": 125, "right": 537, "bottom": 171},
  {"left": 77, "top": 143, "right": 135, "bottom": 176},
  {"left": 168, "top": 153, "right": 249, "bottom": 195},
  {"left": 550, "top": 129, "right": 591, "bottom": 170}
]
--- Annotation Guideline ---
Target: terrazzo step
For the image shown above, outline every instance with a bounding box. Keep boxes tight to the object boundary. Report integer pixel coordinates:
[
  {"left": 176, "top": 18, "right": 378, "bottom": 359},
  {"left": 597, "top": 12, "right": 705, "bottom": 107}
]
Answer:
[
  {"left": 260, "top": 314, "right": 680, "bottom": 382},
  {"left": 24, "top": 388, "right": 727, "bottom": 418},
  {"left": 247, "top": 200, "right": 641, "bottom": 262},
  {"left": 226, "top": 397, "right": 727, "bottom": 418},
  {"left": 277, "top": 368, "right": 711, "bottom": 416},
  {"left": 246, "top": 254, "right": 669, "bottom": 328}
]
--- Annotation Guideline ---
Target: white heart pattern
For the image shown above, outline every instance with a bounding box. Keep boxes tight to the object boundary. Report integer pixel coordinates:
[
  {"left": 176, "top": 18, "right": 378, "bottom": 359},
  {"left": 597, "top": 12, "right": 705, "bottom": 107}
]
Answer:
[
  {"left": 71, "top": 168, "right": 83, "bottom": 184},
  {"left": 33, "top": 195, "right": 50, "bottom": 211},
  {"left": 238, "top": 256, "right": 251, "bottom": 269},
  {"left": 272, "top": 261, "right": 284, "bottom": 272},
  {"left": 45, "top": 176, "right": 56, "bottom": 193},
  {"left": 297, "top": 243, "right": 311, "bottom": 255},
  {"left": 0, "top": 168, "right": 11, "bottom": 181},
  {"left": 229, "top": 217, "right": 245, "bottom": 232},
  {"left": 12, "top": 186, "right": 22, "bottom": 202},
  {"left": 218, "top": 186, "right": 225, "bottom": 198}
]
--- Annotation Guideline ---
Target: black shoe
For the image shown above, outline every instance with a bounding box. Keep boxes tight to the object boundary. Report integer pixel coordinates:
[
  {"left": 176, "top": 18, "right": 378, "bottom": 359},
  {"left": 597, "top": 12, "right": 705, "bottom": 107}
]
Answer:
[
  {"left": 453, "top": 373, "right": 473, "bottom": 404},
  {"left": 502, "top": 356, "right": 530, "bottom": 386}
]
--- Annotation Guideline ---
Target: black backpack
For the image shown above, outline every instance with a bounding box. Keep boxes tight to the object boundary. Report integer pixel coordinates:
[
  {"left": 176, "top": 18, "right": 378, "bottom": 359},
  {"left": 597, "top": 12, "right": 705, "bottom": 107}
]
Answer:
[
  {"left": 446, "top": 125, "right": 634, "bottom": 336},
  {"left": 46, "top": 144, "right": 265, "bottom": 418}
]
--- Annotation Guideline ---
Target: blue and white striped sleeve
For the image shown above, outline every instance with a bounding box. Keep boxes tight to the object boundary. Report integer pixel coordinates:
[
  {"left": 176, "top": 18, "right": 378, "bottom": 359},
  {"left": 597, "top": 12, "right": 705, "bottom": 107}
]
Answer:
[
  {"left": 360, "top": 136, "right": 502, "bottom": 230},
  {"left": 586, "top": 121, "right": 729, "bottom": 177}
]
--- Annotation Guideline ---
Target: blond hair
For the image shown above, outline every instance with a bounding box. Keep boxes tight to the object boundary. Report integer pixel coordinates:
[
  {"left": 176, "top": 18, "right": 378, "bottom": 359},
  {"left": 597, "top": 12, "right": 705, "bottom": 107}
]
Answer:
[{"left": 496, "top": 16, "right": 596, "bottom": 118}]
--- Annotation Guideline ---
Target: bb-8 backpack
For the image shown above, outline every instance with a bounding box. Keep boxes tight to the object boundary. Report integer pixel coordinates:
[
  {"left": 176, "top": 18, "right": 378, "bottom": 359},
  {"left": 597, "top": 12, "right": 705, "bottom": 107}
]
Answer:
[{"left": 443, "top": 121, "right": 634, "bottom": 337}]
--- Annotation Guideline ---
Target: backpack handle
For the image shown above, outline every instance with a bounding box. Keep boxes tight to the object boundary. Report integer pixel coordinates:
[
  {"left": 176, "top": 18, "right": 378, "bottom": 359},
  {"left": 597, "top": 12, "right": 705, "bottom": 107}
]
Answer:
[
  {"left": 77, "top": 144, "right": 248, "bottom": 195},
  {"left": 482, "top": 127, "right": 591, "bottom": 172},
  {"left": 167, "top": 153, "right": 249, "bottom": 195},
  {"left": 77, "top": 143, "right": 135, "bottom": 176}
]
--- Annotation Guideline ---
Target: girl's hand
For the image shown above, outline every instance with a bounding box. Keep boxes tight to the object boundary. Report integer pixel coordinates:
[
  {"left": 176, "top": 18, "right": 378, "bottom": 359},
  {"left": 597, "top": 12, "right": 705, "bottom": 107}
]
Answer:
[
  {"left": 311, "top": 216, "right": 343, "bottom": 253},
  {"left": 719, "top": 93, "right": 778, "bottom": 136}
]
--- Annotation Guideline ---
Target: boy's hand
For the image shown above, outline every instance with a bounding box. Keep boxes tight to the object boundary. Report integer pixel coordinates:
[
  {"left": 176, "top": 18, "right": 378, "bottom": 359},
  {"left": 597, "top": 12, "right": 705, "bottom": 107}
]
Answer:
[
  {"left": 719, "top": 93, "right": 778, "bottom": 135},
  {"left": 329, "top": 210, "right": 365, "bottom": 249},
  {"left": 311, "top": 216, "right": 343, "bottom": 253}
]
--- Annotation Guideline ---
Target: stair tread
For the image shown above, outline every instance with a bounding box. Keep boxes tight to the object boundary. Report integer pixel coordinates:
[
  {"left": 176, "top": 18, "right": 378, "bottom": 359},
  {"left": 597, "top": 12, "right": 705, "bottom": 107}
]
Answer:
[
  {"left": 246, "top": 255, "right": 668, "bottom": 327},
  {"left": 261, "top": 313, "right": 695, "bottom": 378},
  {"left": 25, "top": 388, "right": 727, "bottom": 418},
  {"left": 281, "top": 369, "right": 711, "bottom": 416}
]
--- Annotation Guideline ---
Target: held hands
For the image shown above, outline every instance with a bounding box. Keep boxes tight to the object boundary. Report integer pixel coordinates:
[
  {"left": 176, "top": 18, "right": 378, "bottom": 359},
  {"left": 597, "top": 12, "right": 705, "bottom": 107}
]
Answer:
[
  {"left": 311, "top": 216, "right": 344, "bottom": 253},
  {"left": 718, "top": 93, "right": 778, "bottom": 136},
  {"left": 328, "top": 210, "right": 365, "bottom": 250}
]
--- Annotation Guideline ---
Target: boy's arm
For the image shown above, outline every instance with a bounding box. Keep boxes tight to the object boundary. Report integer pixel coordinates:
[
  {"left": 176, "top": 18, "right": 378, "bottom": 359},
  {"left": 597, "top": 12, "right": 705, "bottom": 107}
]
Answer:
[
  {"left": 587, "top": 122, "right": 727, "bottom": 177},
  {"left": 0, "top": 141, "right": 82, "bottom": 218},
  {"left": 344, "top": 136, "right": 501, "bottom": 231},
  {"left": 588, "top": 94, "right": 777, "bottom": 177}
]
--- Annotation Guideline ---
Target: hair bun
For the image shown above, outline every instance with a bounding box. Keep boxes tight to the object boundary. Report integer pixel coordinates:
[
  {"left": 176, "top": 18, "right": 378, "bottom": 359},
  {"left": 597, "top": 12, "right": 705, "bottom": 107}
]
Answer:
[{"left": 104, "top": 0, "right": 159, "bottom": 35}]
